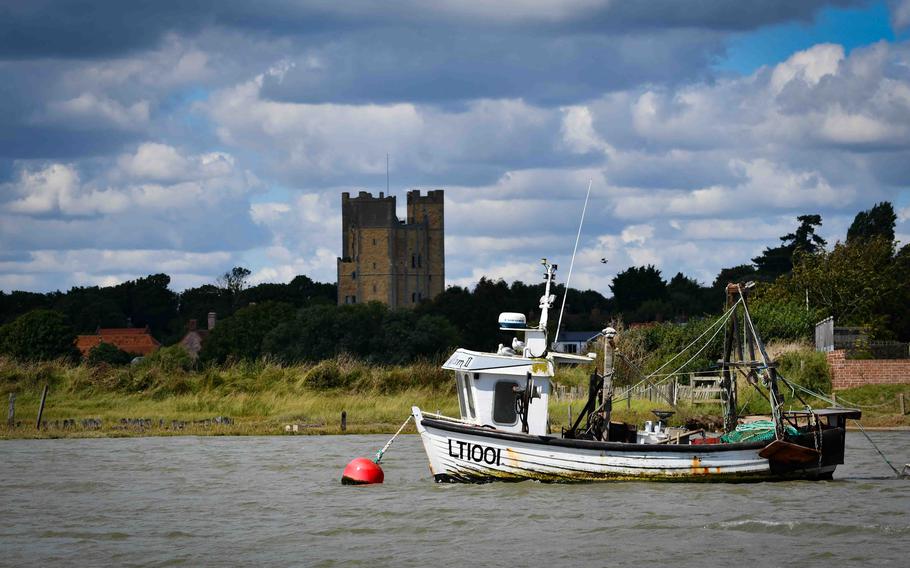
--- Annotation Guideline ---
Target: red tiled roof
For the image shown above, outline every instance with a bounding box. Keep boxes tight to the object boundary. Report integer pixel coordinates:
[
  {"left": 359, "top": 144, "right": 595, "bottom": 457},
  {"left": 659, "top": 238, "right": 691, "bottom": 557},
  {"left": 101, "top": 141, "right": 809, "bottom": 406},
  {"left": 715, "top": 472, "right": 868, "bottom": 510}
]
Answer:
[{"left": 75, "top": 328, "right": 161, "bottom": 357}]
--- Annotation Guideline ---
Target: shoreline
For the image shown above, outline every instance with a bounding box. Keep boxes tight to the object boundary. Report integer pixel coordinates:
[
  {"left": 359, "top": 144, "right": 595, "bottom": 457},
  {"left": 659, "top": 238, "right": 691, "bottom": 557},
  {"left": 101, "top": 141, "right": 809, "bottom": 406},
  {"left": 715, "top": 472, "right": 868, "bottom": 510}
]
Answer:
[{"left": 3, "top": 420, "right": 908, "bottom": 440}]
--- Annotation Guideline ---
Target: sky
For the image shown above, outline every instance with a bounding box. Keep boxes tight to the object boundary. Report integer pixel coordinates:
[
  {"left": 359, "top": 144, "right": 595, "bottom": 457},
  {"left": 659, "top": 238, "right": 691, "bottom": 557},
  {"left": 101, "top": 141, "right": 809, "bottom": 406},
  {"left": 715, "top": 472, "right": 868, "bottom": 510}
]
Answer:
[{"left": 2, "top": 0, "right": 910, "bottom": 295}]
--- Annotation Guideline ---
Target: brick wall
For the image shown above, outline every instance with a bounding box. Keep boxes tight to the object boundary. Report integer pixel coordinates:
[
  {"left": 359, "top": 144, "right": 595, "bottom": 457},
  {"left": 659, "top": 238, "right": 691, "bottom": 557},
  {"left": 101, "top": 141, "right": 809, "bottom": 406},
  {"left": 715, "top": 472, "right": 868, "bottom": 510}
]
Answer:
[{"left": 827, "top": 350, "right": 910, "bottom": 390}]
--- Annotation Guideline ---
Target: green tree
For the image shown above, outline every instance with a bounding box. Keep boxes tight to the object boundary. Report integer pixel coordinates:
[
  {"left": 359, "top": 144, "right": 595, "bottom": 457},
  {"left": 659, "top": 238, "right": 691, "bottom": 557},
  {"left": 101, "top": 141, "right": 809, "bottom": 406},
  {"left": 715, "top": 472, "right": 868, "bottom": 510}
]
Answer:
[
  {"left": 610, "top": 265, "right": 667, "bottom": 318},
  {"left": 200, "top": 301, "right": 293, "bottom": 363},
  {"left": 217, "top": 266, "right": 252, "bottom": 310},
  {"left": 712, "top": 264, "right": 758, "bottom": 290},
  {"left": 0, "top": 309, "right": 79, "bottom": 361},
  {"left": 767, "top": 236, "right": 898, "bottom": 334},
  {"left": 87, "top": 342, "right": 135, "bottom": 366},
  {"left": 847, "top": 201, "right": 897, "bottom": 245},
  {"left": 753, "top": 214, "right": 826, "bottom": 280}
]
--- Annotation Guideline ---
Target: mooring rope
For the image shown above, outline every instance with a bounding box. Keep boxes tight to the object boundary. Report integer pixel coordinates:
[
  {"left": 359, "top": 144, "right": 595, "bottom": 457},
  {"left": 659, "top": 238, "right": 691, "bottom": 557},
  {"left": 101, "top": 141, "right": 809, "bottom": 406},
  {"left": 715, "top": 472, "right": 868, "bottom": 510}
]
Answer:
[
  {"left": 775, "top": 375, "right": 905, "bottom": 478},
  {"left": 853, "top": 420, "right": 903, "bottom": 477},
  {"left": 374, "top": 415, "right": 413, "bottom": 464}
]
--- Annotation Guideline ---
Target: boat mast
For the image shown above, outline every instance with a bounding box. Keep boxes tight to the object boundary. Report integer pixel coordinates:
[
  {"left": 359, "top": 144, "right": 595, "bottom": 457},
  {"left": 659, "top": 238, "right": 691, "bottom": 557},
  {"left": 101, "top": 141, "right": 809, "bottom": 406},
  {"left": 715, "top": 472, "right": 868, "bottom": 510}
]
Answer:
[
  {"left": 538, "top": 259, "right": 556, "bottom": 333},
  {"left": 737, "top": 285, "right": 787, "bottom": 440},
  {"left": 721, "top": 285, "right": 739, "bottom": 433}
]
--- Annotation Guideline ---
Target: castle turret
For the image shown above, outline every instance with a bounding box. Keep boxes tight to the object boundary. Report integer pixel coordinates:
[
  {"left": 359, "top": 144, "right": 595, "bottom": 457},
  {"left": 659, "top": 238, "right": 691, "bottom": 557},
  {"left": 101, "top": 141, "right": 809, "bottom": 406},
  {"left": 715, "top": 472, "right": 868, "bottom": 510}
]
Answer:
[{"left": 337, "top": 189, "right": 444, "bottom": 308}]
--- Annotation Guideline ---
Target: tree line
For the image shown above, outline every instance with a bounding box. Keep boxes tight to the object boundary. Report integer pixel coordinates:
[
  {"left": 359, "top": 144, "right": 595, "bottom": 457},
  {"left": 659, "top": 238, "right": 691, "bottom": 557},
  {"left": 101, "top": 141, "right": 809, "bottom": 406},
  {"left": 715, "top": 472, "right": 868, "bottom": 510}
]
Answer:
[{"left": 1, "top": 201, "right": 906, "bottom": 364}]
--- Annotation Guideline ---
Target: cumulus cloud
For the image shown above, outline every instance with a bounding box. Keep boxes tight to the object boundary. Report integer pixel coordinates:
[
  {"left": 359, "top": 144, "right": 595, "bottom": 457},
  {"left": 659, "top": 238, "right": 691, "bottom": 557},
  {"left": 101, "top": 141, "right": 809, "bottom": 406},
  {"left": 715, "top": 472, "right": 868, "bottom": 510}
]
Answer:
[
  {"left": 1, "top": 1, "right": 907, "bottom": 295},
  {"left": 39, "top": 93, "right": 151, "bottom": 131}
]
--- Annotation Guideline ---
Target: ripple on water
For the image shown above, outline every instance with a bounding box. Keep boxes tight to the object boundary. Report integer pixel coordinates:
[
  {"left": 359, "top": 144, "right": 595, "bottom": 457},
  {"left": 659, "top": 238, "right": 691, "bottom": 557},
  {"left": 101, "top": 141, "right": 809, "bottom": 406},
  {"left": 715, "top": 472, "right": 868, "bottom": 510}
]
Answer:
[{"left": 1, "top": 432, "right": 908, "bottom": 567}]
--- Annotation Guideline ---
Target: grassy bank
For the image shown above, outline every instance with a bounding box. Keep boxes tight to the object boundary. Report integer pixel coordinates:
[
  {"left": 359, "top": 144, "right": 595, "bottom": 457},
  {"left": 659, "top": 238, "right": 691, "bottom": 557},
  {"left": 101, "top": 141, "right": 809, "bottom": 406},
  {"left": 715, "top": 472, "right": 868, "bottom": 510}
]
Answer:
[{"left": 1, "top": 352, "right": 907, "bottom": 439}]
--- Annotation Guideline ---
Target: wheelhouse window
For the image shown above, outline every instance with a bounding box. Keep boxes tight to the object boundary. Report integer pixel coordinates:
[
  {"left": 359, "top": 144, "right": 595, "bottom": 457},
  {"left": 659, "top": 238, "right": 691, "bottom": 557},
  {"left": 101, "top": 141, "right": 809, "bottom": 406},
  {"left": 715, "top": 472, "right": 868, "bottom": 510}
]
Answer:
[
  {"left": 455, "top": 373, "right": 467, "bottom": 418},
  {"left": 455, "top": 372, "right": 476, "bottom": 420},
  {"left": 493, "top": 381, "right": 519, "bottom": 424},
  {"left": 464, "top": 373, "right": 477, "bottom": 418}
]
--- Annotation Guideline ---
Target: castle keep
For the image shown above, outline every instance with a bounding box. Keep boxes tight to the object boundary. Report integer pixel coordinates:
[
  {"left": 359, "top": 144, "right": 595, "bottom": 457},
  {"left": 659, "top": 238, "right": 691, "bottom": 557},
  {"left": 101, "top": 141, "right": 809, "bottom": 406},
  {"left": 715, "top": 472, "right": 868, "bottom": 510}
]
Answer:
[{"left": 337, "top": 189, "right": 444, "bottom": 307}]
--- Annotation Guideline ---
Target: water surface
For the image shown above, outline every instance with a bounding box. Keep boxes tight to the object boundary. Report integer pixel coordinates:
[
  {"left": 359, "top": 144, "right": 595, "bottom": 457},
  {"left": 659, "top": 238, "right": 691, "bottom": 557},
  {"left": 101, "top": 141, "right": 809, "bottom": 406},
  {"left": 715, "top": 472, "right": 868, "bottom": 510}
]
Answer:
[{"left": 1, "top": 432, "right": 908, "bottom": 567}]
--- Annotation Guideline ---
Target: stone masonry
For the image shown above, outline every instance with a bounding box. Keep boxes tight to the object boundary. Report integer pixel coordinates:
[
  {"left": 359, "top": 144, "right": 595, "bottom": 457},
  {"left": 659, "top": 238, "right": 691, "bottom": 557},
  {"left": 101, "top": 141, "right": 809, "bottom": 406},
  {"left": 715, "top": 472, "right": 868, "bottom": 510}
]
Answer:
[{"left": 337, "top": 189, "right": 444, "bottom": 308}]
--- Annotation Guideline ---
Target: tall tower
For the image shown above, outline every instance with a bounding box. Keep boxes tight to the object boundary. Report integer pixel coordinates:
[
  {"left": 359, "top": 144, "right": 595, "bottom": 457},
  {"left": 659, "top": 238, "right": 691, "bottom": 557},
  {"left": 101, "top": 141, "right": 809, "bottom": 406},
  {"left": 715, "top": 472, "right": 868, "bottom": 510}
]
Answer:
[{"left": 337, "top": 189, "right": 444, "bottom": 308}]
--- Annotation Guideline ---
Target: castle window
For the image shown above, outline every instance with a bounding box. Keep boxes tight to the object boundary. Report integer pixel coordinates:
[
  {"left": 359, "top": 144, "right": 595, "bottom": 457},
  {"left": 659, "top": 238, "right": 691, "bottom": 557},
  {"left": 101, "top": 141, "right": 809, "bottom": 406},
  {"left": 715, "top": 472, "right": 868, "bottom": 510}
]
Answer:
[
  {"left": 372, "top": 262, "right": 376, "bottom": 269},
  {"left": 351, "top": 295, "right": 357, "bottom": 304},
  {"left": 372, "top": 238, "right": 376, "bottom": 245},
  {"left": 429, "top": 275, "right": 432, "bottom": 281},
  {"left": 411, "top": 254, "right": 416, "bottom": 268},
  {"left": 411, "top": 292, "right": 416, "bottom": 303},
  {"left": 352, "top": 271, "right": 356, "bottom": 280}
]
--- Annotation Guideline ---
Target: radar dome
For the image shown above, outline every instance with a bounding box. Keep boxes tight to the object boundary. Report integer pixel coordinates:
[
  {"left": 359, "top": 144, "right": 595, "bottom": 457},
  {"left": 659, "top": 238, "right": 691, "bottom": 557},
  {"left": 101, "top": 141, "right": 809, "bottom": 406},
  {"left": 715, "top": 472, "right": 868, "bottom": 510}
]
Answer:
[{"left": 498, "top": 312, "right": 527, "bottom": 330}]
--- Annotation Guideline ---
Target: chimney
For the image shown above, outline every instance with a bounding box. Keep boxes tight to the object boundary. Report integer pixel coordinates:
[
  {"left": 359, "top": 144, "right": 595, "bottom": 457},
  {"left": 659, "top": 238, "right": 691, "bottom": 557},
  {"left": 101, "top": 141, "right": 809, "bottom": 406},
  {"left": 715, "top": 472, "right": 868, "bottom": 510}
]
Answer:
[
  {"left": 207, "top": 312, "right": 217, "bottom": 330},
  {"left": 188, "top": 319, "right": 197, "bottom": 331}
]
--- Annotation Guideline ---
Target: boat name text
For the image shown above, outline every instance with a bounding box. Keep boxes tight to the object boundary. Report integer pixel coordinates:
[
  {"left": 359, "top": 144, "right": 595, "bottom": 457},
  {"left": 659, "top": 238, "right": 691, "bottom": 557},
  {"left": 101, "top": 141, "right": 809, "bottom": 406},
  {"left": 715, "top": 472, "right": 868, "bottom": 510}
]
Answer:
[{"left": 448, "top": 440, "right": 502, "bottom": 466}]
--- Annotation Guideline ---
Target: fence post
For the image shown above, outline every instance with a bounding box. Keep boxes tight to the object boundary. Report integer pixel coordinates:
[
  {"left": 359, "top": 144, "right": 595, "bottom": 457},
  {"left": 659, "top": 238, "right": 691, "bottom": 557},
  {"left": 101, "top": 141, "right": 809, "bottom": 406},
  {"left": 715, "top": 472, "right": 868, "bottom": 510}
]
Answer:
[
  {"left": 567, "top": 404, "right": 572, "bottom": 428},
  {"left": 7, "top": 393, "right": 14, "bottom": 427},
  {"left": 35, "top": 384, "right": 48, "bottom": 430},
  {"left": 900, "top": 393, "right": 906, "bottom": 416},
  {"left": 341, "top": 410, "right": 347, "bottom": 432}
]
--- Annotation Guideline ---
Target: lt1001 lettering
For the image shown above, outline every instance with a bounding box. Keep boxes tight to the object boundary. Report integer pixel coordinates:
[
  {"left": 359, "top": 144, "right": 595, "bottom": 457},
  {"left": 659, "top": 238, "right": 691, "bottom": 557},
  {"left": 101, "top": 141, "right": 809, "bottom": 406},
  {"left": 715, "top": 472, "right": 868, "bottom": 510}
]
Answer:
[{"left": 448, "top": 440, "right": 502, "bottom": 466}]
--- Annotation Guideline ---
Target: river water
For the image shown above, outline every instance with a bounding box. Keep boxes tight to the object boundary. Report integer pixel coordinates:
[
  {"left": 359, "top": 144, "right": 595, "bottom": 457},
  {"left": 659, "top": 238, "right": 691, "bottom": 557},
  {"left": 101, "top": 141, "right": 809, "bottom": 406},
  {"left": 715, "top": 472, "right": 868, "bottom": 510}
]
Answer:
[{"left": 1, "top": 432, "right": 908, "bottom": 567}]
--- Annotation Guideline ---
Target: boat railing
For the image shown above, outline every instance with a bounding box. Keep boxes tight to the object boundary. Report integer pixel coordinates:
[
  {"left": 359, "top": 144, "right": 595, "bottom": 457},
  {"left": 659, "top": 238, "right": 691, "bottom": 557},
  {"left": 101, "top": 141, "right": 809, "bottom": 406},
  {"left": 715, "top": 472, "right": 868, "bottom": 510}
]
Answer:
[{"left": 420, "top": 410, "right": 473, "bottom": 424}]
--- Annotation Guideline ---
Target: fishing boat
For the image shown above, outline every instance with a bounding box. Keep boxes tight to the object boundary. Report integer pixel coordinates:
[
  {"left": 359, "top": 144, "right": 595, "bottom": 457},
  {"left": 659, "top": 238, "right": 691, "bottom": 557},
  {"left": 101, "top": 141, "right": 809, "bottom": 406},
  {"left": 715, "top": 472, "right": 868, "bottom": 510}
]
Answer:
[{"left": 412, "top": 259, "right": 860, "bottom": 482}]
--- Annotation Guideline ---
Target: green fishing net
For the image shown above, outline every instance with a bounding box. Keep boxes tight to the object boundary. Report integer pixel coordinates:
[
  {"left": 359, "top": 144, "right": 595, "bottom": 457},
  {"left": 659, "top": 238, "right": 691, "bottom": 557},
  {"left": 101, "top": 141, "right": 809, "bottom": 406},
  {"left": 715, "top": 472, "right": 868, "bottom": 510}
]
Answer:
[{"left": 720, "top": 420, "right": 798, "bottom": 443}]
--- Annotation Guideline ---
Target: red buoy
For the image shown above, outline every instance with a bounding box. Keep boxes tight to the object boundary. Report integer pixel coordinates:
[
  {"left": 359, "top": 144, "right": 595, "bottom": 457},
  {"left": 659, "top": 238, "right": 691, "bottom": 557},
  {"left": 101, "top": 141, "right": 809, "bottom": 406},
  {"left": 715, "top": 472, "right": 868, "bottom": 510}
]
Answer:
[{"left": 341, "top": 457, "right": 384, "bottom": 485}]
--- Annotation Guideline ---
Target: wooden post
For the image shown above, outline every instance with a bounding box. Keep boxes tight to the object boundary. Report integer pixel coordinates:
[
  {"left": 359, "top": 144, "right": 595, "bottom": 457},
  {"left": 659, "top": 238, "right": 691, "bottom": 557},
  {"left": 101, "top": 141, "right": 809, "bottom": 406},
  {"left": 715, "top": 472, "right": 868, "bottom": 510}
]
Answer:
[
  {"left": 7, "top": 393, "right": 14, "bottom": 427},
  {"left": 341, "top": 410, "right": 347, "bottom": 432},
  {"left": 831, "top": 391, "right": 837, "bottom": 407},
  {"left": 567, "top": 404, "right": 572, "bottom": 428},
  {"left": 36, "top": 384, "right": 48, "bottom": 430},
  {"left": 900, "top": 393, "right": 906, "bottom": 416}
]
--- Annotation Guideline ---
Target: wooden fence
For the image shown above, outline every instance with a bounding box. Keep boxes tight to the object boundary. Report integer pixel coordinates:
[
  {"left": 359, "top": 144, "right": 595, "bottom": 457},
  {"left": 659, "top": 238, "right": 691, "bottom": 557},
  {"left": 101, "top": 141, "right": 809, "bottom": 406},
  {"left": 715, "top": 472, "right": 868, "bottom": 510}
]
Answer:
[{"left": 553, "top": 373, "right": 725, "bottom": 405}]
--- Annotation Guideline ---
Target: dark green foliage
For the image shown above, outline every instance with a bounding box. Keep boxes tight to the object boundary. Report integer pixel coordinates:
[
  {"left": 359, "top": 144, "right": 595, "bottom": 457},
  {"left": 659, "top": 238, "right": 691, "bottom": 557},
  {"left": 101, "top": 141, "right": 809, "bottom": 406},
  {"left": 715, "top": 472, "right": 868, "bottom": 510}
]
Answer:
[
  {"left": 110, "top": 274, "right": 179, "bottom": 339},
  {"left": 712, "top": 264, "right": 757, "bottom": 290},
  {"left": 263, "top": 302, "right": 459, "bottom": 364},
  {"left": 139, "top": 344, "right": 195, "bottom": 373},
  {"left": 0, "top": 290, "right": 55, "bottom": 325},
  {"left": 777, "top": 350, "right": 832, "bottom": 393},
  {"left": 87, "top": 342, "right": 134, "bottom": 366},
  {"left": 847, "top": 201, "right": 896, "bottom": 245},
  {"left": 748, "top": 301, "right": 819, "bottom": 342},
  {"left": 200, "top": 302, "right": 293, "bottom": 363},
  {"left": 610, "top": 265, "right": 670, "bottom": 322},
  {"left": 753, "top": 214, "right": 826, "bottom": 280},
  {"left": 635, "top": 318, "right": 723, "bottom": 377},
  {"left": 178, "top": 284, "right": 232, "bottom": 326},
  {"left": 0, "top": 309, "right": 78, "bottom": 361},
  {"left": 304, "top": 360, "right": 347, "bottom": 389}
]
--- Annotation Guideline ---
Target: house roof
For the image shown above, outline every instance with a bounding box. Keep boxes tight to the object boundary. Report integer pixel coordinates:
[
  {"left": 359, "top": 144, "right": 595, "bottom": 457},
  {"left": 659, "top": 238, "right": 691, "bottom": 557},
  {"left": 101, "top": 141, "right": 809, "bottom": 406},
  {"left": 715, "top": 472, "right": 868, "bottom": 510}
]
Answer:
[
  {"left": 75, "top": 327, "right": 161, "bottom": 356},
  {"left": 555, "top": 331, "right": 600, "bottom": 343}
]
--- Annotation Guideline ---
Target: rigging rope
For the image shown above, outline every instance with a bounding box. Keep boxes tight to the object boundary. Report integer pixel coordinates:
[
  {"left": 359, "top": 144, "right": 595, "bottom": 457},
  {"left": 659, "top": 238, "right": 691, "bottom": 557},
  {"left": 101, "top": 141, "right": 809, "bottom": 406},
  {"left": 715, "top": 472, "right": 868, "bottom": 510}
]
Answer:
[
  {"left": 620, "top": 298, "right": 742, "bottom": 390},
  {"left": 555, "top": 179, "right": 592, "bottom": 346}
]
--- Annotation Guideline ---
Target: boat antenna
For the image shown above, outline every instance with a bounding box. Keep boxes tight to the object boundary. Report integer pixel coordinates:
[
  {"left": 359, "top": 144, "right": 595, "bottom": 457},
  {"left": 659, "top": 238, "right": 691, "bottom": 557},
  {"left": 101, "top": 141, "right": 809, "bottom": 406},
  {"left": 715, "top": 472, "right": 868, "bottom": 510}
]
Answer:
[{"left": 554, "top": 179, "right": 592, "bottom": 348}]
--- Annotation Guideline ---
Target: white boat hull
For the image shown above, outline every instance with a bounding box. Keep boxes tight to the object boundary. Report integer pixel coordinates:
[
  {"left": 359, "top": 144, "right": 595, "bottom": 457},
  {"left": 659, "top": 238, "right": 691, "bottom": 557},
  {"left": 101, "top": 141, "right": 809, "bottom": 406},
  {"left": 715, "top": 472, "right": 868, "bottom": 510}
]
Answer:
[{"left": 413, "top": 408, "right": 840, "bottom": 483}]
